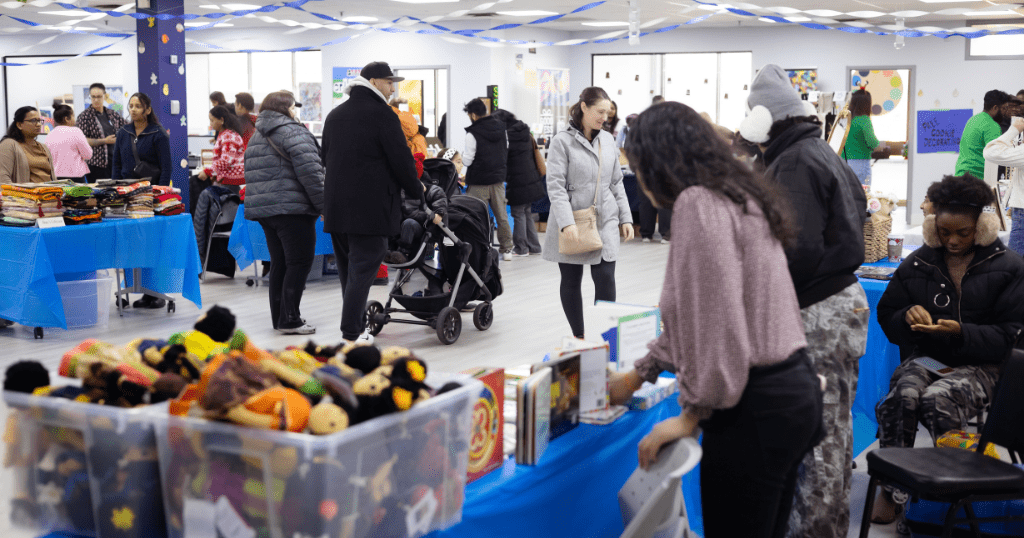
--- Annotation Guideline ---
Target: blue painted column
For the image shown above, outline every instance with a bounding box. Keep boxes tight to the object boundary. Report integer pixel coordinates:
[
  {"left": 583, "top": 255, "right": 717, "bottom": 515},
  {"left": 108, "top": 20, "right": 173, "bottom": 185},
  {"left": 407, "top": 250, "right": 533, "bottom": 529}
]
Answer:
[{"left": 135, "top": 0, "right": 189, "bottom": 204}]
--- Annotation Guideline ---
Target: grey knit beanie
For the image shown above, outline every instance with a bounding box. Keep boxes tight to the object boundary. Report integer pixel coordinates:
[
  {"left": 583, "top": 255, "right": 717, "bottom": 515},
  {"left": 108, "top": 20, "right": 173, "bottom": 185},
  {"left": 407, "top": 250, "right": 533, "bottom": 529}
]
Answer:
[{"left": 748, "top": 65, "right": 806, "bottom": 121}]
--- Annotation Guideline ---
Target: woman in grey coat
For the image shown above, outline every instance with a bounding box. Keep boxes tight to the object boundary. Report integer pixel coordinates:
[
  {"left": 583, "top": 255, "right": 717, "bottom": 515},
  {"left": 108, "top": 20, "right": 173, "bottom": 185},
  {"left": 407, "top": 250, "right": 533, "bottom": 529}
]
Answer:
[
  {"left": 244, "top": 91, "right": 325, "bottom": 335},
  {"left": 543, "top": 87, "right": 634, "bottom": 338}
]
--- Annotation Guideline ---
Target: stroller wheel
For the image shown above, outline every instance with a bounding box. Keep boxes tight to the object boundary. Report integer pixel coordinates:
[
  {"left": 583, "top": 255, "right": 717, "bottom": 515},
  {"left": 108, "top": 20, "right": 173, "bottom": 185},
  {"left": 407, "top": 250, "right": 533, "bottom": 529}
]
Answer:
[
  {"left": 365, "top": 300, "right": 385, "bottom": 336},
  {"left": 436, "top": 306, "right": 462, "bottom": 345},
  {"left": 473, "top": 302, "right": 493, "bottom": 331}
]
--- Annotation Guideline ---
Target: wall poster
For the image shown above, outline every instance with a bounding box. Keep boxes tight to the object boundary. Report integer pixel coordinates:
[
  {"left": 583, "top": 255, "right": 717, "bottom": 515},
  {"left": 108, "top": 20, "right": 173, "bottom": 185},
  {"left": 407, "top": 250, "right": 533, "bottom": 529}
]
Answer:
[
  {"left": 785, "top": 69, "right": 818, "bottom": 93},
  {"left": 332, "top": 67, "right": 361, "bottom": 107},
  {"left": 538, "top": 68, "right": 570, "bottom": 144}
]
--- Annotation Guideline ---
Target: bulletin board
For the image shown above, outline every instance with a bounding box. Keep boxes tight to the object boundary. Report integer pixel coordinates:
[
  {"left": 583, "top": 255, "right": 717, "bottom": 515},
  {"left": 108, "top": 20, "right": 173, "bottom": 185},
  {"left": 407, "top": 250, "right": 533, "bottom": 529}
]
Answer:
[{"left": 2, "top": 54, "right": 123, "bottom": 126}]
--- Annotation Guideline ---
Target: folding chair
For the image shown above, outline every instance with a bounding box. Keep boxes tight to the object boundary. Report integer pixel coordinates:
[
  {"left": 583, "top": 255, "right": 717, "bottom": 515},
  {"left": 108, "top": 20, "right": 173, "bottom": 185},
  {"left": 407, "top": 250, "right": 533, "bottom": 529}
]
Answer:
[
  {"left": 201, "top": 196, "right": 240, "bottom": 282},
  {"left": 619, "top": 436, "right": 701, "bottom": 538},
  {"left": 858, "top": 349, "right": 1024, "bottom": 537}
]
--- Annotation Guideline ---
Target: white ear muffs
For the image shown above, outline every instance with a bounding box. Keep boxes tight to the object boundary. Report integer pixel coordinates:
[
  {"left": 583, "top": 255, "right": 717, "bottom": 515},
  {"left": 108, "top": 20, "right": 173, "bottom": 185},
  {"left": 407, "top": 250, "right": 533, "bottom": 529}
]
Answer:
[
  {"left": 922, "top": 214, "right": 940, "bottom": 248},
  {"left": 802, "top": 101, "right": 818, "bottom": 117},
  {"left": 739, "top": 105, "right": 773, "bottom": 145},
  {"left": 975, "top": 209, "right": 1000, "bottom": 247}
]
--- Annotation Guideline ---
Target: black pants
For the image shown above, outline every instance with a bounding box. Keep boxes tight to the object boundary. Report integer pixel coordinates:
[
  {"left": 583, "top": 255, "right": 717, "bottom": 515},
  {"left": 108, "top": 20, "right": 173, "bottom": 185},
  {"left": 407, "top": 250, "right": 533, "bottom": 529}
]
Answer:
[
  {"left": 701, "top": 349, "right": 825, "bottom": 538},
  {"left": 87, "top": 164, "right": 110, "bottom": 182},
  {"left": 259, "top": 214, "right": 316, "bottom": 330},
  {"left": 558, "top": 260, "right": 616, "bottom": 338},
  {"left": 331, "top": 232, "right": 388, "bottom": 340},
  {"left": 639, "top": 194, "right": 672, "bottom": 239},
  {"left": 399, "top": 218, "right": 425, "bottom": 252}
]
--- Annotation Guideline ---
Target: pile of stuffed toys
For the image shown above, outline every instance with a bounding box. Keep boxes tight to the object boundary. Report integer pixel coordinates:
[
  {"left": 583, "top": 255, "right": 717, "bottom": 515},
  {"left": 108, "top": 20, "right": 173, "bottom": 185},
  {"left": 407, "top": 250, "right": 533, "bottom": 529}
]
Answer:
[{"left": 2, "top": 305, "right": 471, "bottom": 538}]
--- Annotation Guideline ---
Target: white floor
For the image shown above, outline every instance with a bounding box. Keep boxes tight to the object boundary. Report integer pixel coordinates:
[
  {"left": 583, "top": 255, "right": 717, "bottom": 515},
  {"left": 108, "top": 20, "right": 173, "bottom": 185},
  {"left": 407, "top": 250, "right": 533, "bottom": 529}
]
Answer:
[{"left": 0, "top": 224, "right": 924, "bottom": 538}]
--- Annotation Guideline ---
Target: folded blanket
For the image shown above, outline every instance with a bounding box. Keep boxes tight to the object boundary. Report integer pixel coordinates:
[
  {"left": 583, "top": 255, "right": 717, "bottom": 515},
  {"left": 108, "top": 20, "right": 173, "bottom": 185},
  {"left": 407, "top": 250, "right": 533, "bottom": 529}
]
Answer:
[
  {"left": 0, "top": 216, "right": 35, "bottom": 227},
  {"left": 152, "top": 185, "right": 181, "bottom": 195},
  {"left": 63, "top": 211, "right": 102, "bottom": 225},
  {"left": 1, "top": 184, "right": 63, "bottom": 201},
  {"left": 155, "top": 192, "right": 182, "bottom": 204},
  {"left": 61, "top": 185, "right": 94, "bottom": 198},
  {"left": 156, "top": 205, "right": 185, "bottom": 216},
  {"left": 94, "top": 179, "right": 139, "bottom": 187}
]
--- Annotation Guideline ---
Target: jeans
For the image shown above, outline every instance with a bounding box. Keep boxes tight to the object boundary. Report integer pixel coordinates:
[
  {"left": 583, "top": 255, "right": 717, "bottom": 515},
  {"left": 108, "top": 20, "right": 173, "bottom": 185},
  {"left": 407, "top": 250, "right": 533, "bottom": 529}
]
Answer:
[
  {"left": 638, "top": 194, "right": 672, "bottom": 239},
  {"left": 558, "top": 260, "right": 616, "bottom": 338},
  {"left": 259, "top": 214, "right": 317, "bottom": 330},
  {"left": 467, "top": 183, "right": 513, "bottom": 253},
  {"left": 847, "top": 159, "right": 872, "bottom": 187},
  {"left": 701, "top": 349, "right": 824, "bottom": 538},
  {"left": 510, "top": 204, "right": 542, "bottom": 254},
  {"left": 1010, "top": 208, "right": 1024, "bottom": 256},
  {"left": 331, "top": 232, "right": 388, "bottom": 340}
]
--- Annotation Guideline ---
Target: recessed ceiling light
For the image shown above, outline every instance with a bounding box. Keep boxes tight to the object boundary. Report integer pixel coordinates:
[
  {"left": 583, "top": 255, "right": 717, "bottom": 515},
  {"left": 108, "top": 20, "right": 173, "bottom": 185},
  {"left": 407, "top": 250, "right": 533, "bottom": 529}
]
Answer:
[
  {"left": 341, "top": 16, "right": 378, "bottom": 22},
  {"left": 214, "top": 22, "right": 234, "bottom": 26},
  {"left": 495, "top": 10, "right": 557, "bottom": 17},
  {"left": 74, "top": 26, "right": 97, "bottom": 30},
  {"left": 198, "top": 4, "right": 219, "bottom": 9},
  {"left": 38, "top": 10, "right": 91, "bottom": 16},
  {"left": 183, "top": 22, "right": 209, "bottom": 26},
  {"left": 758, "top": 17, "right": 776, "bottom": 23},
  {"left": 582, "top": 21, "right": 629, "bottom": 27},
  {"left": 220, "top": 3, "right": 261, "bottom": 10},
  {"left": 786, "top": 15, "right": 811, "bottom": 22},
  {"left": 965, "top": 10, "right": 1019, "bottom": 16},
  {"left": 391, "top": 0, "right": 461, "bottom": 4}
]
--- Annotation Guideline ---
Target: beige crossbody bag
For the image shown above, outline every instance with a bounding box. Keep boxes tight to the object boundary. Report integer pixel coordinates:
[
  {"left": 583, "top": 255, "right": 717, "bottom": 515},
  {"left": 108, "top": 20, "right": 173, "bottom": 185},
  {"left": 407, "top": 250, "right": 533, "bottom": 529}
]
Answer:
[{"left": 558, "top": 138, "right": 604, "bottom": 255}]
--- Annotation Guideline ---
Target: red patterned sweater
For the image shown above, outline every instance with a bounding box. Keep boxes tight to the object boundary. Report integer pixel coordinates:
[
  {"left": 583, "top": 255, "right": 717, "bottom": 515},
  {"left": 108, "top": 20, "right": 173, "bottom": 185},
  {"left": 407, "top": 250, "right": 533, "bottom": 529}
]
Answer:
[{"left": 204, "top": 129, "right": 246, "bottom": 185}]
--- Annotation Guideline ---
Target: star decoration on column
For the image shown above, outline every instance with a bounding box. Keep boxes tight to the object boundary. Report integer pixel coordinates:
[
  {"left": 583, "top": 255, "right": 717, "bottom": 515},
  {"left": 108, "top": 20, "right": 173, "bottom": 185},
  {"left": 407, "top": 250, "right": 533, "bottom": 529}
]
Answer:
[
  {"left": 180, "top": 116, "right": 187, "bottom": 127},
  {"left": 150, "top": 72, "right": 158, "bottom": 85}
]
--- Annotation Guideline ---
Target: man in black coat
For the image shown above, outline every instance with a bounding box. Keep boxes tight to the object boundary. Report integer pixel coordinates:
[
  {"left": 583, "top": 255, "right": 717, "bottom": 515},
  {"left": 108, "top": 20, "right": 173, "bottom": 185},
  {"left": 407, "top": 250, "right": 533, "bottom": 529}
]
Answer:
[
  {"left": 322, "top": 61, "right": 423, "bottom": 343},
  {"left": 463, "top": 99, "right": 513, "bottom": 260}
]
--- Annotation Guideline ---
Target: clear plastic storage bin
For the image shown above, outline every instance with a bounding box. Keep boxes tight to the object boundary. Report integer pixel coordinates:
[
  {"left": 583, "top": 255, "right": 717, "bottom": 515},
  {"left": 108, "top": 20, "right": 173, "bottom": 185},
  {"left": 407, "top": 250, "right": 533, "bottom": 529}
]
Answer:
[
  {"left": 56, "top": 275, "right": 114, "bottom": 330},
  {"left": 1, "top": 390, "right": 166, "bottom": 538},
  {"left": 150, "top": 373, "right": 480, "bottom": 538}
]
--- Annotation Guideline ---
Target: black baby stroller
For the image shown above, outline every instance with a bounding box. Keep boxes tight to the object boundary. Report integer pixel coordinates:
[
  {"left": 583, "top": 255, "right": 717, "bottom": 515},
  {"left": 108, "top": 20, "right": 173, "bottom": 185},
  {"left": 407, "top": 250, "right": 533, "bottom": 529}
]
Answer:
[
  {"left": 422, "top": 157, "right": 461, "bottom": 198},
  {"left": 364, "top": 194, "right": 503, "bottom": 345}
]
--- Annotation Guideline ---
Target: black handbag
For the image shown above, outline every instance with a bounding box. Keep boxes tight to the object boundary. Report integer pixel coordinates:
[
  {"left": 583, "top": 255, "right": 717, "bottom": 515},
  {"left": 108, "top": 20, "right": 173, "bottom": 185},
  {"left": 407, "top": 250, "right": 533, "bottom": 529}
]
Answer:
[{"left": 130, "top": 134, "right": 161, "bottom": 181}]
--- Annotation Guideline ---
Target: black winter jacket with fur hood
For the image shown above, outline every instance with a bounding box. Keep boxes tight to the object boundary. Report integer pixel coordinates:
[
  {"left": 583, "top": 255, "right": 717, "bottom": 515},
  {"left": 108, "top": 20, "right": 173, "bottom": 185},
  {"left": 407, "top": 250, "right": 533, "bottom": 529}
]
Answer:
[{"left": 877, "top": 213, "right": 1024, "bottom": 367}]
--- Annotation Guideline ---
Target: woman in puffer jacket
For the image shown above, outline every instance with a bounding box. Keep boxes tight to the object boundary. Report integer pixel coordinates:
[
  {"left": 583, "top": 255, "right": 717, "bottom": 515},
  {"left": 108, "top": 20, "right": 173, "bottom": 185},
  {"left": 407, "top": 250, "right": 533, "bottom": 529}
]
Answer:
[
  {"left": 872, "top": 174, "right": 1024, "bottom": 522},
  {"left": 243, "top": 91, "right": 325, "bottom": 335}
]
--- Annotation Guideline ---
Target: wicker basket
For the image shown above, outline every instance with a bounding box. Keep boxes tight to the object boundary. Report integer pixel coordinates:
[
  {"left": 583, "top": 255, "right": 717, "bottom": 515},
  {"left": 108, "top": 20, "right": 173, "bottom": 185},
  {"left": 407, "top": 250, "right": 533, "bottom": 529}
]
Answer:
[{"left": 864, "top": 214, "right": 892, "bottom": 263}]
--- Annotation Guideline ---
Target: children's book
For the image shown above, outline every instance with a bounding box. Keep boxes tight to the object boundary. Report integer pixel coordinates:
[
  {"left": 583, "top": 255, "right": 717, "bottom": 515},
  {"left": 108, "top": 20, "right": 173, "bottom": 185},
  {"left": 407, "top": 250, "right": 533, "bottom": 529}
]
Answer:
[
  {"left": 515, "top": 367, "right": 552, "bottom": 465},
  {"left": 461, "top": 367, "right": 505, "bottom": 482},
  {"left": 587, "top": 302, "right": 661, "bottom": 371}
]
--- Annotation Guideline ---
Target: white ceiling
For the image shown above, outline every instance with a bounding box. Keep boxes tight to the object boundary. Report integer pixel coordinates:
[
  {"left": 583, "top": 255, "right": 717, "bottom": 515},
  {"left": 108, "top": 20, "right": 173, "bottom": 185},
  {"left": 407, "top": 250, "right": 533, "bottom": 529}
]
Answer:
[{"left": 0, "top": 0, "right": 1021, "bottom": 37}]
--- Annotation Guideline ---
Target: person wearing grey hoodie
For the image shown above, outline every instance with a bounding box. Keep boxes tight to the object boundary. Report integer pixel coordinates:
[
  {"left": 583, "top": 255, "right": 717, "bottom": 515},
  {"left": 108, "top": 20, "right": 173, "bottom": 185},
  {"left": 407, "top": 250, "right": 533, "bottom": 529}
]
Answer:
[{"left": 244, "top": 90, "right": 325, "bottom": 335}]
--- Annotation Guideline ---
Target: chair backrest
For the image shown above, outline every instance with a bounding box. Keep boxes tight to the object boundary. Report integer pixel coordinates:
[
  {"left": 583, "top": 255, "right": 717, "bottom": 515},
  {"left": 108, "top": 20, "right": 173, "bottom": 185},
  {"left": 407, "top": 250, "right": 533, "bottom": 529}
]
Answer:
[
  {"left": 979, "top": 348, "right": 1024, "bottom": 458},
  {"left": 216, "top": 197, "right": 240, "bottom": 226},
  {"left": 619, "top": 437, "right": 701, "bottom": 538}
]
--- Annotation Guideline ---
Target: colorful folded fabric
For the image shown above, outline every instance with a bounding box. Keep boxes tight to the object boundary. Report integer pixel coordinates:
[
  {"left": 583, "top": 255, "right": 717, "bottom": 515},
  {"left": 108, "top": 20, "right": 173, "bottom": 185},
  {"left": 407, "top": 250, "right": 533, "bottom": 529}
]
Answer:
[
  {"left": 0, "top": 216, "right": 35, "bottom": 227},
  {"left": 155, "top": 192, "right": 182, "bottom": 204},
  {"left": 156, "top": 205, "right": 185, "bottom": 216},
  {"left": 63, "top": 210, "right": 102, "bottom": 225},
  {"left": 152, "top": 185, "right": 181, "bottom": 195},
  {"left": 61, "top": 185, "right": 94, "bottom": 198},
  {"left": 1, "top": 184, "right": 64, "bottom": 202}
]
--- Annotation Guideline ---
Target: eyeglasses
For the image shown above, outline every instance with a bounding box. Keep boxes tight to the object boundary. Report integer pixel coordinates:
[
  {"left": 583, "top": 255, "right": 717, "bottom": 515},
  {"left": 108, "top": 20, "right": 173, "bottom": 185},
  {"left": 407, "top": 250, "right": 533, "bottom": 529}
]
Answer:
[{"left": 23, "top": 119, "right": 44, "bottom": 124}]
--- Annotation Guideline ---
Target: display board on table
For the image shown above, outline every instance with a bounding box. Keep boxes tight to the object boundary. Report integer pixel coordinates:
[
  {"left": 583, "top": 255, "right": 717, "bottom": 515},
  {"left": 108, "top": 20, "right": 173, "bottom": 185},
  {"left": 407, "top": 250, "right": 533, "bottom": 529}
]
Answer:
[{"left": 917, "top": 109, "right": 973, "bottom": 154}]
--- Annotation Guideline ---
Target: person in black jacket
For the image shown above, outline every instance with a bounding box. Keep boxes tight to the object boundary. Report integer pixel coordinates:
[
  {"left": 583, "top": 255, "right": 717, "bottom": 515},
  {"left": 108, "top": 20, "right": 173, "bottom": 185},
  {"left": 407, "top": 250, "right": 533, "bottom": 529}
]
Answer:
[
  {"left": 384, "top": 179, "right": 448, "bottom": 265},
  {"left": 463, "top": 99, "right": 513, "bottom": 260},
  {"left": 321, "top": 61, "right": 423, "bottom": 344},
  {"left": 872, "top": 174, "right": 1024, "bottom": 522},
  {"left": 492, "top": 109, "right": 545, "bottom": 256},
  {"left": 740, "top": 65, "right": 870, "bottom": 538}
]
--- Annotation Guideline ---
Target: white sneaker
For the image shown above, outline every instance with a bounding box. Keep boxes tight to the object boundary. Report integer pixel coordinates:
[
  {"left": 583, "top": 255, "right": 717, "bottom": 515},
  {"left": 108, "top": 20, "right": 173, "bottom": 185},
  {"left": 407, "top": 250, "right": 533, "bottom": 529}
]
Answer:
[
  {"left": 660, "top": 238, "right": 669, "bottom": 244},
  {"left": 502, "top": 252, "right": 513, "bottom": 262},
  {"left": 278, "top": 323, "right": 316, "bottom": 335},
  {"left": 641, "top": 237, "right": 651, "bottom": 243},
  {"left": 356, "top": 330, "right": 374, "bottom": 345}
]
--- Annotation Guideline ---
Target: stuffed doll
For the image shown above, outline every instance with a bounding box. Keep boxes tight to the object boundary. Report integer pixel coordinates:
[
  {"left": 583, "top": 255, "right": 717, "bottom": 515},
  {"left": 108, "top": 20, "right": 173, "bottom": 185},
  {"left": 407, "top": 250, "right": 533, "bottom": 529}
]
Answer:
[
  {"left": 4, "top": 360, "right": 50, "bottom": 393},
  {"left": 274, "top": 348, "right": 323, "bottom": 374},
  {"left": 311, "top": 365, "right": 359, "bottom": 414},
  {"left": 308, "top": 402, "right": 349, "bottom": 435},
  {"left": 167, "top": 330, "right": 229, "bottom": 363},
  {"left": 341, "top": 343, "right": 383, "bottom": 375},
  {"left": 81, "top": 362, "right": 149, "bottom": 407},
  {"left": 60, "top": 339, "right": 161, "bottom": 389},
  {"left": 193, "top": 305, "right": 236, "bottom": 343},
  {"left": 303, "top": 341, "right": 345, "bottom": 363}
]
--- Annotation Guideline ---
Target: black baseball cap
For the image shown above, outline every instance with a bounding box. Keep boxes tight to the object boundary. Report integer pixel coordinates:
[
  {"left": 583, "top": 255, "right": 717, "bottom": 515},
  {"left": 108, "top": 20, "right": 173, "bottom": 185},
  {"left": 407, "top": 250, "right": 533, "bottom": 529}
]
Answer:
[{"left": 360, "top": 61, "right": 404, "bottom": 82}]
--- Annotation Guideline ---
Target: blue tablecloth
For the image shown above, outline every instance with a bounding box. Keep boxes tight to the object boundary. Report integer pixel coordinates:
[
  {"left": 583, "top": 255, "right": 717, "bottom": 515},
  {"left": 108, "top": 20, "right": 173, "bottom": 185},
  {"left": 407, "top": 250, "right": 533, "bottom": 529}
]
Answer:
[
  {"left": 227, "top": 204, "right": 334, "bottom": 270},
  {"left": 0, "top": 214, "right": 202, "bottom": 329},
  {"left": 852, "top": 260, "right": 902, "bottom": 456},
  {"left": 429, "top": 396, "right": 702, "bottom": 538}
]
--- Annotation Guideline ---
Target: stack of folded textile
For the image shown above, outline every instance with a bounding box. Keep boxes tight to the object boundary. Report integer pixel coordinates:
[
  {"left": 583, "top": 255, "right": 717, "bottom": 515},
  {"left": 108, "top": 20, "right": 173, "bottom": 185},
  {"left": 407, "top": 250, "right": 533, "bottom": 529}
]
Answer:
[
  {"left": 120, "top": 180, "right": 154, "bottom": 218},
  {"left": 61, "top": 184, "right": 102, "bottom": 225},
  {"left": 96, "top": 187, "right": 129, "bottom": 218},
  {"left": 0, "top": 216, "right": 35, "bottom": 227},
  {"left": 1, "top": 184, "right": 64, "bottom": 222},
  {"left": 152, "top": 185, "right": 184, "bottom": 216}
]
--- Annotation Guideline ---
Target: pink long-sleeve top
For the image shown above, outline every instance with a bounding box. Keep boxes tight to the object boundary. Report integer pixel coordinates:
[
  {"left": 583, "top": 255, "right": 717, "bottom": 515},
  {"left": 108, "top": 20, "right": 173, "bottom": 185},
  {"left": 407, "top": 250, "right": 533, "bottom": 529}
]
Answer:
[
  {"left": 634, "top": 186, "right": 807, "bottom": 415},
  {"left": 45, "top": 126, "right": 92, "bottom": 178}
]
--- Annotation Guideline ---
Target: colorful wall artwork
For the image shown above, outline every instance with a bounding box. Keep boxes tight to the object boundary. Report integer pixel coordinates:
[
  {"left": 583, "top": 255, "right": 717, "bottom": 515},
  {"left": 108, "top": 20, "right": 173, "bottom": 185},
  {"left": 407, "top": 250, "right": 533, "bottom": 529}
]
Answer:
[
  {"left": 74, "top": 85, "right": 126, "bottom": 119},
  {"left": 786, "top": 69, "right": 818, "bottom": 93},
  {"left": 851, "top": 70, "right": 904, "bottom": 116},
  {"left": 332, "top": 67, "right": 361, "bottom": 107},
  {"left": 398, "top": 79, "right": 424, "bottom": 121},
  {"left": 298, "top": 82, "right": 322, "bottom": 122}
]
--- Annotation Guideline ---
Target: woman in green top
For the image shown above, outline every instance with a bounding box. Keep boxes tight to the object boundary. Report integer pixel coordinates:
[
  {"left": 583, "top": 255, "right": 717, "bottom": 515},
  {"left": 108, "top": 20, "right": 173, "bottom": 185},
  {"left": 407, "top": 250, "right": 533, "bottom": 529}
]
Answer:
[{"left": 842, "top": 89, "right": 880, "bottom": 187}]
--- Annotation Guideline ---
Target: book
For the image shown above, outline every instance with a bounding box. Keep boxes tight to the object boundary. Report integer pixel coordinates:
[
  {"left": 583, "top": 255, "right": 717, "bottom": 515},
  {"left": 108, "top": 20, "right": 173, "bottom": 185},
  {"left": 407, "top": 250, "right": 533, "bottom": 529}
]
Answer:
[
  {"left": 515, "top": 367, "right": 552, "bottom": 465},
  {"left": 531, "top": 354, "right": 581, "bottom": 440},
  {"left": 628, "top": 377, "right": 679, "bottom": 411},
  {"left": 580, "top": 405, "right": 627, "bottom": 425},
  {"left": 913, "top": 356, "right": 956, "bottom": 377},
  {"left": 855, "top": 265, "right": 895, "bottom": 280},
  {"left": 461, "top": 367, "right": 505, "bottom": 483},
  {"left": 587, "top": 302, "right": 661, "bottom": 371}
]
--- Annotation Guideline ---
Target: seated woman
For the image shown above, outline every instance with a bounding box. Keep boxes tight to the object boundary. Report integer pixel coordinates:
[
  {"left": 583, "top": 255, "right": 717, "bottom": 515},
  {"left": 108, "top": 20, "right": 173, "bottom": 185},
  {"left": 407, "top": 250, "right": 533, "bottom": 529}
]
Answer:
[{"left": 873, "top": 174, "right": 1024, "bottom": 521}]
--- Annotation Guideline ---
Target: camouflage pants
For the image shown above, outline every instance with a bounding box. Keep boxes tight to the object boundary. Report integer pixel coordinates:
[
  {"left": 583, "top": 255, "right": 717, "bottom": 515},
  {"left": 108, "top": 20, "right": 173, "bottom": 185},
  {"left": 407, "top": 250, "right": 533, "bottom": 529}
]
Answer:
[
  {"left": 876, "top": 359, "right": 1000, "bottom": 449},
  {"left": 785, "top": 283, "right": 870, "bottom": 538}
]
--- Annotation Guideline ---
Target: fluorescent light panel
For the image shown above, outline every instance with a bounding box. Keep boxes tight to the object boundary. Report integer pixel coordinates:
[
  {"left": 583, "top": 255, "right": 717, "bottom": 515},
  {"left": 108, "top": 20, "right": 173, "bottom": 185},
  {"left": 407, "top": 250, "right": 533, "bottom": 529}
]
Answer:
[
  {"left": 341, "top": 16, "right": 378, "bottom": 22},
  {"left": 220, "top": 3, "right": 261, "bottom": 10},
  {"left": 965, "top": 10, "right": 1019, "bottom": 16},
  {"left": 391, "top": 0, "right": 461, "bottom": 4},
  {"left": 582, "top": 21, "right": 629, "bottom": 27},
  {"left": 38, "top": 10, "right": 91, "bottom": 16},
  {"left": 495, "top": 10, "right": 557, "bottom": 16}
]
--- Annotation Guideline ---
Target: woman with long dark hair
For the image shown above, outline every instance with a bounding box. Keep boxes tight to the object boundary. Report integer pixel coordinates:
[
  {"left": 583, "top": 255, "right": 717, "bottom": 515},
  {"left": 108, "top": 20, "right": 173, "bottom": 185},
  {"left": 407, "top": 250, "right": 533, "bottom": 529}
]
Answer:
[
  {"left": 542, "top": 87, "right": 634, "bottom": 338},
  {"left": 0, "top": 106, "right": 57, "bottom": 184},
  {"left": 611, "top": 101, "right": 823, "bottom": 538},
  {"left": 842, "top": 89, "right": 880, "bottom": 186},
  {"left": 603, "top": 100, "right": 620, "bottom": 136},
  {"left": 197, "top": 105, "right": 246, "bottom": 192},
  {"left": 112, "top": 92, "right": 173, "bottom": 309}
]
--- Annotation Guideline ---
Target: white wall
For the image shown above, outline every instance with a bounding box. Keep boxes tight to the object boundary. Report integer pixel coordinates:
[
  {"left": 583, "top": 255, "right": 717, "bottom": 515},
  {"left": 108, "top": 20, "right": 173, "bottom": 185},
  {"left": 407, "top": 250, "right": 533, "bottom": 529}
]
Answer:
[{"left": 568, "top": 24, "right": 1024, "bottom": 226}]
